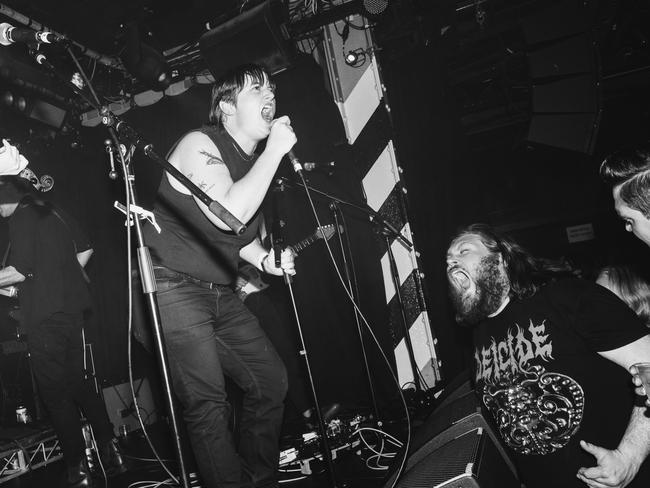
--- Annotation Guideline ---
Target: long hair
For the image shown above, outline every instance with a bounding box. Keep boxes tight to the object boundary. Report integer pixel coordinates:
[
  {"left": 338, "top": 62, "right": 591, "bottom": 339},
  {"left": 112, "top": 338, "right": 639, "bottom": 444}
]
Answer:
[
  {"left": 600, "top": 147, "right": 650, "bottom": 218},
  {"left": 208, "top": 63, "right": 275, "bottom": 128},
  {"left": 451, "top": 223, "right": 576, "bottom": 300},
  {"left": 598, "top": 265, "right": 650, "bottom": 327}
]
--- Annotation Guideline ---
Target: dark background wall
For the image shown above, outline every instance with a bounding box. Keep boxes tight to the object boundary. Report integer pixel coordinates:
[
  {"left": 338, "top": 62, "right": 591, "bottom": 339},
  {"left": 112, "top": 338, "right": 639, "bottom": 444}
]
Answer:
[{"left": 373, "top": 0, "right": 650, "bottom": 380}]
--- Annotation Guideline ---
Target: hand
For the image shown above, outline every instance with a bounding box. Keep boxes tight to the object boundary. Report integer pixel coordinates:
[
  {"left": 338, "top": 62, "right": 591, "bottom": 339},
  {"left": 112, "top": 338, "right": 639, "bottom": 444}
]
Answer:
[
  {"left": 262, "top": 248, "right": 296, "bottom": 277},
  {"left": 629, "top": 365, "right": 650, "bottom": 407},
  {"left": 265, "top": 116, "right": 297, "bottom": 158},
  {"left": 576, "top": 440, "right": 640, "bottom": 488},
  {"left": 0, "top": 139, "right": 29, "bottom": 176}
]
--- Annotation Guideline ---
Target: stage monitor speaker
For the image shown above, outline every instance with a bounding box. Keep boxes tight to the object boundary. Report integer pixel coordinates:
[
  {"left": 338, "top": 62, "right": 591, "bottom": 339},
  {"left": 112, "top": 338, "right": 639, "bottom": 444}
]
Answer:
[
  {"left": 396, "top": 428, "right": 519, "bottom": 488},
  {"left": 199, "top": 0, "right": 293, "bottom": 80},
  {"left": 383, "top": 379, "right": 518, "bottom": 488},
  {"left": 102, "top": 378, "right": 158, "bottom": 437}
]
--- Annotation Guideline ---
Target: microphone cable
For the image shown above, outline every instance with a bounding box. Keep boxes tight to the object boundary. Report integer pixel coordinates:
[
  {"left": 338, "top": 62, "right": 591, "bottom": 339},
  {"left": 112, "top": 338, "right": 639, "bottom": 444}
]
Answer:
[{"left": 290, "top": 164, "right": 412, "bottom": 488}]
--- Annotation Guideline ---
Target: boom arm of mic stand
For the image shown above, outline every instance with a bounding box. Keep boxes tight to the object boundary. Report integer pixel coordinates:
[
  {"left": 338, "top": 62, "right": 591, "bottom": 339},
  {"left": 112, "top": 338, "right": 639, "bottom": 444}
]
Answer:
[
  {"left": 114, "top": 120, "right": 246, "bottom": 235},
  {"left": 277, "top": 176, "right": 412, "bottom": 250}
]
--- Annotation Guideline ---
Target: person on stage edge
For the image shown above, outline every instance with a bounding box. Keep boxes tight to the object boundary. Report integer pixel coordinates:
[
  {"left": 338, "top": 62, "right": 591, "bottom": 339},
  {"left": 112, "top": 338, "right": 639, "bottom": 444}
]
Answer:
[
  {"left": 140, "top": 63, "right": 296, "bottom": 488},
  {"left": 0, "top": 139, "right": 125, "bottom": 488},
  {"left": 446, "top": 223, "right": 650, "bottom": 488}
]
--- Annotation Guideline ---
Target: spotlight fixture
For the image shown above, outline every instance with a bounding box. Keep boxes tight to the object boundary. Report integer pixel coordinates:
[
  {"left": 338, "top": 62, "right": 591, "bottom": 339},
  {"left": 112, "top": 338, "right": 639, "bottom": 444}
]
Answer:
[
  {"left": 344, "top": 48, "right": 367, "bottom": 68},
  {"left": 120, "top": 22, "right": 171, "bottom": 92},
  {"left": 2, "top": 91, "right": 27, "bottom": 111}
]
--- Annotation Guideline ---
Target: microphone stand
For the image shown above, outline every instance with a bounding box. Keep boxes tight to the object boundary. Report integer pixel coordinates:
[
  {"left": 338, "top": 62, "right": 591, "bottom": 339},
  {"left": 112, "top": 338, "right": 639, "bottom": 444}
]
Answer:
[
  {"left": 284, "top": 273, "right": 339, "bottom": 487},
  {"left": 279, "top": 174, "right": 339, "bottom": 488},
  {"left": 278, "top": 177, "right": 430, "bottom": 399},
  {"left": 28, "top": 47, "right": 245, "bottom": 488},
  {"left": 329, "top": 201, "right": 381, "bottom": 424}
]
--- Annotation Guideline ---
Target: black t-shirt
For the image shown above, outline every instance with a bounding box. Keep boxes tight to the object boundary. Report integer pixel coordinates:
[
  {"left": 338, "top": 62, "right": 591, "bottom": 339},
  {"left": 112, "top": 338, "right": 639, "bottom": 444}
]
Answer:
[
  {"left": 8, "top": 201, "right": 91, "bottom": 328},
  {"left": 473, "top": 278, "right": 650, "bottom": 488}
]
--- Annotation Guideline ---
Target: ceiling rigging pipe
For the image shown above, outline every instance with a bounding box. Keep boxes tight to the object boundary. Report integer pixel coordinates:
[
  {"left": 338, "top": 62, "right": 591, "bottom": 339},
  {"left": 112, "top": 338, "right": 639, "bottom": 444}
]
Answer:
[{"left": 0, "top": 2, "right": 123, "bottom": 68}]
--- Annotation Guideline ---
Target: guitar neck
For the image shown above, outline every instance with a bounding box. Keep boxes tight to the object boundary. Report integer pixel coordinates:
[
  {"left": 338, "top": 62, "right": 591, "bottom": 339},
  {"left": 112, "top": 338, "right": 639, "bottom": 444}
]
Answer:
[{"left": 290, "top": 234, "right": 319, "bottom": 254}]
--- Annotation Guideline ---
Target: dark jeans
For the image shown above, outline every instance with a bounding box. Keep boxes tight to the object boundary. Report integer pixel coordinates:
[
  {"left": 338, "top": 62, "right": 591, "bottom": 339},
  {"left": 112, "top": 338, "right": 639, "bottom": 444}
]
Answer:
[
  {"left": 155, "top": 268, "right": 288, "bottom": 488},
  {"left": 28, "top": 312, "right": 114, "bottom": 467}
]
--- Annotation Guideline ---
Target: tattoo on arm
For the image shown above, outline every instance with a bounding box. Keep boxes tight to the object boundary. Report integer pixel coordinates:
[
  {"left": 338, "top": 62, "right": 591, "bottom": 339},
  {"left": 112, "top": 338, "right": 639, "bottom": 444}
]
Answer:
[
  {"left": 199, "top": 150, "right": 225, "bottom": 166},
  {"left": 198, "top": 181, "right": 216, "bottom": 192}
]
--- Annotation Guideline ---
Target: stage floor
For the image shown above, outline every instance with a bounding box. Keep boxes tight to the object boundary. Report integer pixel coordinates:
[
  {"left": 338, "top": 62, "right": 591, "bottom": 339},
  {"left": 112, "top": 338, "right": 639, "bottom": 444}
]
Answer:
[{"left": 0, "top": 417, "right": 392, "bottom": 488}]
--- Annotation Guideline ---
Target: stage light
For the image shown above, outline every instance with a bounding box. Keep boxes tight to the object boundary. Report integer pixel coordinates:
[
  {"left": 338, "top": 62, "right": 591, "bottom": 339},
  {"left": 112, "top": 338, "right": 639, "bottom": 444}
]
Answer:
[
  {"left": 1, "top": 91, "right": 13, "bottom": 106},
  {"left": 345, "top": 51, "right": 358, "bottom": 65},
  {"left": 344, "top": 48, "right": 367, "bottom": 68},
  {"left": 15, "top": 96, "right": 26, "bottom": 112},
  {"left": 120, "top": 23, "right": 171, "bottom": 92}
]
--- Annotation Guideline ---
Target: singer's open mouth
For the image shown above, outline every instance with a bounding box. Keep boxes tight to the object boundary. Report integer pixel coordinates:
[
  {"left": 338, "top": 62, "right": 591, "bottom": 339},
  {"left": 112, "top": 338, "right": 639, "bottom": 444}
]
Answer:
[{"left": 261, "top": 104, "right": 275, "bottom": 123}]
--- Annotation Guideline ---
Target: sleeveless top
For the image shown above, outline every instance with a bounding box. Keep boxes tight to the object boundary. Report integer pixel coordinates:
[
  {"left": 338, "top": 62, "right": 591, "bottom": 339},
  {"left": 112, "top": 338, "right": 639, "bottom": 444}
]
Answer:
[{"left": 142, "top": 125, "right": 261, "bottom": 284}]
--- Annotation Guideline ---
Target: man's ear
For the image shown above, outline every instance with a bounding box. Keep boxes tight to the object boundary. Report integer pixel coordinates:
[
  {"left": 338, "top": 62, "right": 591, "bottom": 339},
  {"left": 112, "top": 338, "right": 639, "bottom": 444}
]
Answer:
[{"left": 219, "top": 100, "right": 235, "bottom": 118}]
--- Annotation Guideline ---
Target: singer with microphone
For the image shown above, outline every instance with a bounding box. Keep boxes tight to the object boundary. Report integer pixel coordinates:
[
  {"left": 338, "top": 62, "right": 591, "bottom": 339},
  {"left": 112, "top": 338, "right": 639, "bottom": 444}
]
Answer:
[{"left": 140, "top": 64, "right": 296, "bottom": 488}]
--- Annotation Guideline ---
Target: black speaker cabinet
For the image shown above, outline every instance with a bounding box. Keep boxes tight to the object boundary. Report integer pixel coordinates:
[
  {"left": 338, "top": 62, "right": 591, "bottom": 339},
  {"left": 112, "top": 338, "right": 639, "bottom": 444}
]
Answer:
[
  {"left": 396, "top": 428, "right": 519, "bottom": 488},
  {"left": 199, "top": 0, "right": 293, "bottom": 79},
  {"left": 384, "top": 379, "right": 519, "bottom": 488}
]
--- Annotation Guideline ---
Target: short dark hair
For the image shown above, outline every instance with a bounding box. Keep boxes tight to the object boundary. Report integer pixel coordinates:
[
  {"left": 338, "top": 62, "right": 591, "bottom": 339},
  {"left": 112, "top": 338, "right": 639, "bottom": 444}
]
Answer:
[
  {"left": 208, "top": 64, "right": 275, "bottom": 127},
  {"left": 600, "top": 147, "right": 650, "bottom": 218},
  {"left": 450, "top": 223, "right": 576, "bottom": 300}
]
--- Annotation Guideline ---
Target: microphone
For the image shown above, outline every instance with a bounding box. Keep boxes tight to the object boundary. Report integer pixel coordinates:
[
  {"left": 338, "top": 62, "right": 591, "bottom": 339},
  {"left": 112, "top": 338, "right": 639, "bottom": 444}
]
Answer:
[
  {"left": 0, "top": 23, "right": 66, "bottom": 46},
  {"left": 286, "top": 149, "right": 303, "bottom": 173},
  {"left": 303, "top": 161, "right": 336, "bottom": 172}
]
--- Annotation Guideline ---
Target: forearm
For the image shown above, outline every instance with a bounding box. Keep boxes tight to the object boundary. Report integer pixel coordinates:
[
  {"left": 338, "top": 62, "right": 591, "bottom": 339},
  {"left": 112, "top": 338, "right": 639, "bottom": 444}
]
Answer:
[
  {"left": 239, "top": 238, "right": 269, "bottom": 271},
  {"left": 618, "top": 404, "right": 650, "bottom": 470},
  {"left": 0, "top": 266, "right": 26, "bottom": 287}
]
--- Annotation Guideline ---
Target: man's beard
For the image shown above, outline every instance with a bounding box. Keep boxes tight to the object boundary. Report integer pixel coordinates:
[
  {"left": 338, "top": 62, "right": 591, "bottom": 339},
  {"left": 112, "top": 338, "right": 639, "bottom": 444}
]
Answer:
[{"left": 449, "top": 254, "right": 510, "bottom": 326}]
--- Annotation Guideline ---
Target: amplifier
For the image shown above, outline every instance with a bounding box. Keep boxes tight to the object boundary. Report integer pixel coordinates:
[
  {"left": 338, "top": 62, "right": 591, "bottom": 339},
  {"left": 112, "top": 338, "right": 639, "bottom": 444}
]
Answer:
[
  {"left": 384, "top": 379, "right": 519, "bottom": 488},
  {"left": 396, "top": 428, "right": 519, "bottom": 488}
]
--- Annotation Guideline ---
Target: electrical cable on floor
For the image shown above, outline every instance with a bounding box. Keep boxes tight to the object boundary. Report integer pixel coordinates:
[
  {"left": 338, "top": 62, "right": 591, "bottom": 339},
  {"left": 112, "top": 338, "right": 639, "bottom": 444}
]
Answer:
[{"left": 127, "top": 471, "right": 201, "bottom": 488}]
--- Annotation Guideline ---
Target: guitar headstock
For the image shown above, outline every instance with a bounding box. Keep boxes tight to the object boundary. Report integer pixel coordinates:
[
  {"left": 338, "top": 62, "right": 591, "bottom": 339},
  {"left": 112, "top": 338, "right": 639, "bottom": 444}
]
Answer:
[{"left": 315, "top": 224, "right": 342, "bottom": 241}]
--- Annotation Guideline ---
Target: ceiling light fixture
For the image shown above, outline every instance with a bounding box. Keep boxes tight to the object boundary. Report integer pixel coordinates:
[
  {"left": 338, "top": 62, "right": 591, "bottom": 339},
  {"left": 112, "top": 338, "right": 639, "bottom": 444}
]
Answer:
[
  {"left": 120, "top": 22, "right": 171, "bottom": 92},
  {"left": 344, "top": 48, "right": 367, "bottom": 67}
]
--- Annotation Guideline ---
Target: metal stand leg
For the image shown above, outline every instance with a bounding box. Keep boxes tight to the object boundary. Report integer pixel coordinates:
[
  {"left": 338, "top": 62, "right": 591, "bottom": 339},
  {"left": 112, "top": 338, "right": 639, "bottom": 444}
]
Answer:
[
  {"left": 284, "top": 274, "right": 340, "bottom": 487},
  {"left": 331, "top": 202, "right": 381, "bottom": 423}
]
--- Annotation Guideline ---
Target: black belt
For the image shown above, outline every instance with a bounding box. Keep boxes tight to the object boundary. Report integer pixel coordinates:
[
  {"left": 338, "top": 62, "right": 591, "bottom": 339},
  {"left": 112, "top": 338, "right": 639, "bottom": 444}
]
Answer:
[{"left": 153, "top": 266, "right": 224, "bottom": 290}]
